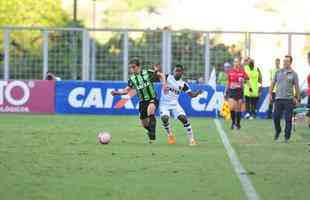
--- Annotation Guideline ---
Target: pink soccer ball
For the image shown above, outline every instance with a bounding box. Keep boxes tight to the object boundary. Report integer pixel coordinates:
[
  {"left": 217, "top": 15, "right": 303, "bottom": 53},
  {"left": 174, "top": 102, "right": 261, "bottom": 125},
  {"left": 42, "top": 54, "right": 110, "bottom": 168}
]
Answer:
[{"left": 97, "top": 132, "right": 111, "bottom": 144}]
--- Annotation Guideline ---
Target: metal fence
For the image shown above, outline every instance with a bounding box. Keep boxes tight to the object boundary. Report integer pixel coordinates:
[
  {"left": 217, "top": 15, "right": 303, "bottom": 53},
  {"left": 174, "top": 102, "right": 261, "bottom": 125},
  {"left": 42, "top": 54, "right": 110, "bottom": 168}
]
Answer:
[{"left": 1, "top": 27, "right": 310, "bottom": 86}]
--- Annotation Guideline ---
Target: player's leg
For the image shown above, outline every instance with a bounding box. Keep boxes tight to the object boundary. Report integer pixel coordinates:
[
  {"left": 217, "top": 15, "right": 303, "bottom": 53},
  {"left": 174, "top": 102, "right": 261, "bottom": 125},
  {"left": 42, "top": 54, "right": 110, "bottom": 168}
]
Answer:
[
  {"left": 245, "top": 96, "right": 251, "bottom": 119},
  {"left": 273, "top": 100, "right": 284, "bottom": 141},
  {"left": 139, "top": 102, "right": 152, "bottom": 142},
  {"left": 146, "top": 100, "right": 157, "bottom": 141},
  {"left": 235, "top": 98, "right": 243, "bottom": 129},
  {"left": 175, "top": 104, "right": 197, "bottom": 145},
  {"left": 235, "top": 88, "right": 244, "bottom": 129},
  {"left": 228, "top": 89, "right": 237, "bottom": 129},
  {"left": 160, "top": 105, "right": 176, "bottom": 144},
  {"left": 228, "top": 98, "right": 237, "bottom": 129},
  {"left": 251, "top": 97, "right": 259, "bottom": 119},
  {"left": 284, "top": 100, "right": 294, "bottom": 142}
]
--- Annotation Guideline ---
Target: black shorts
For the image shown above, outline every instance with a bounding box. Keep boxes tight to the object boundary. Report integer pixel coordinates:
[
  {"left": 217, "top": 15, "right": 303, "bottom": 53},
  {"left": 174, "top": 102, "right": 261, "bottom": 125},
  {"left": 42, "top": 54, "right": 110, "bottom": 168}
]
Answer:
[
  {"left": 307, "top": 96, "right": 310, "bottom": 117},
  {"left": 139, "top": 99, "right": 158, "bottom": 120},
  {"left": 227, "top": 88, "right": 244, "bottom": 101}
]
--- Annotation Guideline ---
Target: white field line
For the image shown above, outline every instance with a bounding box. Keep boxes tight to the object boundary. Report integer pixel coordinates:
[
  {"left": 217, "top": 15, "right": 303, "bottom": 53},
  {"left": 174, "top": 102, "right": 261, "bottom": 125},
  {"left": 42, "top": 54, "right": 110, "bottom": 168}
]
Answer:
[{"left": 214, "top": 119, "right": 260, "bottom": 200}]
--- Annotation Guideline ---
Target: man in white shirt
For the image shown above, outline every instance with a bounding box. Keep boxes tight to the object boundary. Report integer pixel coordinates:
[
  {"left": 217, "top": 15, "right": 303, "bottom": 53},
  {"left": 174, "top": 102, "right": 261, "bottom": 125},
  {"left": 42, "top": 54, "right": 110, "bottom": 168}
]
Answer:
[{"left": 160, "top": 64, "right": 202, "bottom": 146}]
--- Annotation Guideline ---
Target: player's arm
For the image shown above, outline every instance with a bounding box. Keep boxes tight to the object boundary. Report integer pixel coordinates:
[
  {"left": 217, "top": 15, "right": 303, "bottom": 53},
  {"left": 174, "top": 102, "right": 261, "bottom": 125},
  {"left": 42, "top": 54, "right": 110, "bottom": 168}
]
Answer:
[
  {"left": 111, "top": 86, "right": 133, "bottom": 96},
  {"left": 257, "top": 68, "right": 263, "bottom": 94},
  {"left": 269, "top": 72, "right": 277, "bottom": 102},
  {"left": 151, "top": 64, "right": 168, "bottom": 93},
  {"left": 269, "top": 81, "right": 275, "bottom": 98},
  {"left": 244, "top": 71, "right": 253, "bottom": 92},
  {"left": 258, "top": 68, "right": 262, "bottom": 85},
  {"left": 293, "top": 73, "right": 300, "bottom": 104},
  {"left": 188, "top": 90, "right": 203, "bottom": 98},
  {"left": 183, "top": 83, "right": 202, "bottom": 98}
]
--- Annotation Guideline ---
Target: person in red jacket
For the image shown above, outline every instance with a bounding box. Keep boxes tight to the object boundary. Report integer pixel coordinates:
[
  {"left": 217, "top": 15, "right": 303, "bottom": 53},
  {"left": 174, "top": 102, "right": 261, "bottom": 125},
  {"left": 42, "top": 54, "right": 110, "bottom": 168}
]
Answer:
[
  {"left": 225, "top": 57, "right": 252, "bottom": 130},
  {"left": 307, "top": 52, "right": 310, "bottom": 128}
]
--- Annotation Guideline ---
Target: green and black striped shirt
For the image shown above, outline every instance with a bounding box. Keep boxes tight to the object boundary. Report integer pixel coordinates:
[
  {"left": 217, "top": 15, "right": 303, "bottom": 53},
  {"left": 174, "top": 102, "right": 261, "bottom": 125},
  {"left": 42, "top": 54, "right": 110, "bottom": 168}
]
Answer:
[{"left": 128, "top": 69, "right": 157, "bottom": 101}]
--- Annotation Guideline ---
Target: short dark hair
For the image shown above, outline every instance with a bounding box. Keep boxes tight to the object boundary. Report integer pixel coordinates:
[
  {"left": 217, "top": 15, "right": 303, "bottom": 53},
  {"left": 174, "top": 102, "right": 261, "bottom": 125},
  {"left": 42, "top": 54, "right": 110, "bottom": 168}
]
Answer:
[
  {"left": 129, "top": 58, "right": 140, "bottom": 66},
  {"left": 285, "top": 55, "right": 293, "bottom": 63},
  {"left": 307, "top": 52, "right": 310, "bottom": 58},
  {"left": 175, "top": 64, "right": 184, "bottom": 70},
  {"left": 249, "top": 59, "right": 254, "bottom": 67}
]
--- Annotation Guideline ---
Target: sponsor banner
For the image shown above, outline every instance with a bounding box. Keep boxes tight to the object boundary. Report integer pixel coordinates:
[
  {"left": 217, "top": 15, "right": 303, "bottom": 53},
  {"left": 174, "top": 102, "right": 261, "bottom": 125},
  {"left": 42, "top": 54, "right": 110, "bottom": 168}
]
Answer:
[
  {"left": 56, "top": 81, "right": 269, "bottom": 117},
  {"left": 0, "top": 80, "right": 55, "bottom": 113}
]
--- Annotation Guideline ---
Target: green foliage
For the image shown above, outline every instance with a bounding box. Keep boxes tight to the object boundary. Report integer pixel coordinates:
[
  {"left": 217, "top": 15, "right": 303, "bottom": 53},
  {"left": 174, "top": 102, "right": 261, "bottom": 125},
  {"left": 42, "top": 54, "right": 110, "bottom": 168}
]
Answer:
[
  {"left": 0, "top": 0, "right": 69, "bottom": 50},
  {"left": 0, "top": 0, "right": 71, "bottom": 79}
]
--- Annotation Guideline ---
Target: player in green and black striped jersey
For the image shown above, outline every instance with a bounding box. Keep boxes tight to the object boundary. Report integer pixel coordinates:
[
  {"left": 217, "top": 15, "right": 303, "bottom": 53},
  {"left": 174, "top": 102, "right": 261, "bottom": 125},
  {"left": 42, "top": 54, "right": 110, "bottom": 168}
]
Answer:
[{"left": 111, "top": 58, "right": 167, "bottom": 143}]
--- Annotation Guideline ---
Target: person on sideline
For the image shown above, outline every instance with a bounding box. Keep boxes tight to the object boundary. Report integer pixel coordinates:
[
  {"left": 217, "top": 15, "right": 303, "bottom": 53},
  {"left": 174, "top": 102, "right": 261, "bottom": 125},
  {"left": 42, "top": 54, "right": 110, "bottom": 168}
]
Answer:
[
  {"left": 226, "top": 57, "right": 252, "bottom": 130},
  {"left": 269, "top": 55, "right": 300, "bottom": 143},
  {"left": 267, "top": 58, "right": 281, "bottom": 119},
  {"left": 244, "top": 59, "right": 262, "bottom": 119}
]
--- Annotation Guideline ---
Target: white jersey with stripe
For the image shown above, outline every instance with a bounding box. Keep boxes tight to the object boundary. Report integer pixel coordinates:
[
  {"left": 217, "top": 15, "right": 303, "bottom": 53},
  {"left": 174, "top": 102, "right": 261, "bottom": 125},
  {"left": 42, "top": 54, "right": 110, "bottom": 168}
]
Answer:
[{"left": 160, "top": 74, "right": 191, "bottom": 106}]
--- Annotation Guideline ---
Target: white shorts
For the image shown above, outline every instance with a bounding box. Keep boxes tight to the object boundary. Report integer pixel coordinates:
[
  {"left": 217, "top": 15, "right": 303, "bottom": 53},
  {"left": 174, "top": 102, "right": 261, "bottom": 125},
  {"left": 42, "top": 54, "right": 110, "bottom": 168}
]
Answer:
[{"left": 159, "top": 103, "right": 186, "bottom": 119}]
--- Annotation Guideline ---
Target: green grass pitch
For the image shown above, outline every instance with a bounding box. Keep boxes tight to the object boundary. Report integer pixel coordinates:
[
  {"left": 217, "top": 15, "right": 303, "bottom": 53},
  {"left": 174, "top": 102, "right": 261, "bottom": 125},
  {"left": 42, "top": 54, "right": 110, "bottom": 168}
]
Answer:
[{"left": 0, "top": 115, "right": 309, "bottom": 200}]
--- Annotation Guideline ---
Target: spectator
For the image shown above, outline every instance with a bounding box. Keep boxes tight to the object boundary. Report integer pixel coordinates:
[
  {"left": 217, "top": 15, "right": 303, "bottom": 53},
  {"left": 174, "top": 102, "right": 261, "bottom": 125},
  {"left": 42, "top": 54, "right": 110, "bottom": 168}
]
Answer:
[
  {"left": 244, "top": 59, "right": 262, "bottom": 119},
  {"left": 242, "top": 56, "right": 251, "bottom": 68},
  {"left": 217, "top": 62, "right": 231, "bottom": 86},
  {"left": 267, "top": 58, "right": 281, "bottom": 119},
  {"left": 45, "top": 72, "right": 61, "bottom": 81},
  {"left": 269, "top": 55, "right": 300, "bottom": 143}
]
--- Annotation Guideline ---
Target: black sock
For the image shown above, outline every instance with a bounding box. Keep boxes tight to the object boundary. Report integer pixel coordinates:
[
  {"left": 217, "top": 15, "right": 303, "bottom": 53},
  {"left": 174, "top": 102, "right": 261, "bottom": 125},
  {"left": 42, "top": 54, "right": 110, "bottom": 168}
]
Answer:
[
  {"left": 236, "top": 112, "right": 241, "bottom": 126},
  {"left": 144, "top": 125, "right": 151, "bottom": 132},
  {"left": 231, "top": 111, "right": 236, "bottom": 124},
  {"left": 148, "top": 115, "right": 156, "bottom": 140}
]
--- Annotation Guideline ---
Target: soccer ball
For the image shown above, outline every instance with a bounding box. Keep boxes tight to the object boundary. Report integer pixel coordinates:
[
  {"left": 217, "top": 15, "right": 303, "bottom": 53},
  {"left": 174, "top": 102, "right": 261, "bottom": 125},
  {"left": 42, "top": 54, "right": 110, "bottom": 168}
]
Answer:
[{"left": 97, "top": 131, "right": 111, "bottom": 144}]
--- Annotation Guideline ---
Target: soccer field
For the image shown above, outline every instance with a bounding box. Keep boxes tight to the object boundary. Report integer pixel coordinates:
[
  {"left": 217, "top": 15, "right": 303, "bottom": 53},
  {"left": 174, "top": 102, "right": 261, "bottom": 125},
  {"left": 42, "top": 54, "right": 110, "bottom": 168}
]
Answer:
[{"left": 0, "top": 115, "right": 309, "bottom": 200}]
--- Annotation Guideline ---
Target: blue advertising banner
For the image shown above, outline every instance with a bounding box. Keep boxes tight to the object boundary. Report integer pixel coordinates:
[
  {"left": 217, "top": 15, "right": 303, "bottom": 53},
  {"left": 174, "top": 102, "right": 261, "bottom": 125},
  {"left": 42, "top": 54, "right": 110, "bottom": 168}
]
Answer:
[{"left": 55, "top": 81, "right": 269, "bottom": 117}]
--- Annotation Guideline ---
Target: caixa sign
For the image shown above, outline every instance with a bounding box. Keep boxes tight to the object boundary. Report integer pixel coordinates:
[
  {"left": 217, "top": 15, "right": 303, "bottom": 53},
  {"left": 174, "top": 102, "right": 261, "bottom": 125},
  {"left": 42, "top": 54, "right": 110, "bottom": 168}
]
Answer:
[
  {"left": 56, "top": 81, "right": 141, "bottom": 115},
  {"left": 0, "top": 80, "right": 55, "bottom": 113},
  {"left": 55, "top": 81, "right": 269, "bottom": 117}
]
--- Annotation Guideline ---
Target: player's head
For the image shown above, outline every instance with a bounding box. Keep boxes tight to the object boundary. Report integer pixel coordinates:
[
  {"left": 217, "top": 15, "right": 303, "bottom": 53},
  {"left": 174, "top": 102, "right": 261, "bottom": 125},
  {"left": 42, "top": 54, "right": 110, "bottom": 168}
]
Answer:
[
  {"left": 45, "top": 71, "right": 55, "bottom": 80},
  {"left": 307, "top": 52, "right": 310, "bottom": 66},
  {"left": 249, "top": 59, "right": 254, "bottom": 68},
  {"left": 275, "top": 58, "right": 280, "bottom": 68},
  {"left": 129, "top": 58, "right": 141, "bottom": 74},
  {"left": 173, "top": 64, "right": 184, "bottom": 80},
  {"left": 243, "top": 57, "right": 251, "bottom": 66},
  {"left": 233, "top": 57, "right": 241, "bottom": 68},
  {"left": 283, "top": 55, "right": 293, "bottom": 69}
]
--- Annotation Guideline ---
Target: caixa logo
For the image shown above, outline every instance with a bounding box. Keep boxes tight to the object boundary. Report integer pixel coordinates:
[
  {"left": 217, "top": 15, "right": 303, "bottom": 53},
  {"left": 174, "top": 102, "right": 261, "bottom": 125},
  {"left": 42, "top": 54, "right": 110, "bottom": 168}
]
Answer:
[
  {"left": 0, "top": 81, "right": 34, "bottom": 106},
  {"left": 68, "top": 87, "right": 138, "bottom": 109}
]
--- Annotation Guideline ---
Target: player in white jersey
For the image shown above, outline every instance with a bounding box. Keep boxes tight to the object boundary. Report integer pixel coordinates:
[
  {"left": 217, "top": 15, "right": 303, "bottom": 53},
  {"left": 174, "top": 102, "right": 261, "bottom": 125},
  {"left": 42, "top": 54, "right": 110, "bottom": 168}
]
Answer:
[{"left": 160, "top": 64, "right": 202, "bottom": 145}]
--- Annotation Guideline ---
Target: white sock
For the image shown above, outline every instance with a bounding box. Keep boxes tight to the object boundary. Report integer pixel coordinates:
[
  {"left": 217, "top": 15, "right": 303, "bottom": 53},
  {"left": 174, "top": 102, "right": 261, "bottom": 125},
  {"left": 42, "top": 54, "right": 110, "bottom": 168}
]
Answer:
[
  {"left": 163, "top": 122, "right": 172, "bottom": 136},
  {"left": 184, "top": 122, "right": 194, "bottom": 140}
]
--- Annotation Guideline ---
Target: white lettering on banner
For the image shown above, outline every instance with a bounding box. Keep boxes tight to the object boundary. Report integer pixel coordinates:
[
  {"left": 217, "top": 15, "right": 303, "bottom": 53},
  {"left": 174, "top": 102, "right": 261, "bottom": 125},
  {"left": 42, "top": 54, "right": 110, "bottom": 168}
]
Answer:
[
  {"left": 191, "top": 91, "right": 225, "bottom": 112},
  {"left": 105, "top": 88, "right": 135, "bottom": 109},
  {"left": 68, "top": 87, "right": 85, "bottom": 108},
  {"left": 206, "top": 92, "right": 224, "bottom": 111},
  {"left": 68, "top": 87, "right": 137, "bottom": 109},
  {"left": 0, "top": 106, "right": 29, "bottom": 112},
  {"left": 191, "top": 91, "right": 208, "bottom": 111},
  {"left": 83, "top": 88, "right": 103, "bottom": 108},
  {"left": 0, "top": 81, "right": 30, "bottom": 106},
  {"left": 104, "top": 89, "right": 114, "bottom": 108}
]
